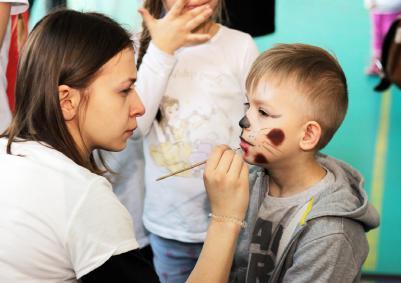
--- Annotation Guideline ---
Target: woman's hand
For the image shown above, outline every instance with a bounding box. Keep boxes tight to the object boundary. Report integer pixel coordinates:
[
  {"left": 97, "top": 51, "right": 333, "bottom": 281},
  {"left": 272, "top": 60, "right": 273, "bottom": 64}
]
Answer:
[
  {"left": 204, "top": 145, "right": 249, "bottom": 223},
  {"left": 139, "top": 0, "right": 213, "bottom": 54}
]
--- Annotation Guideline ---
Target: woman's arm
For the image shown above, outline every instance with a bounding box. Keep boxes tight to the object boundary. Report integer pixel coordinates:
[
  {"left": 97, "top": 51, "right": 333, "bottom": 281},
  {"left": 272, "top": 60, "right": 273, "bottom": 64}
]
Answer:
[
  {"left": 0, "top": 3, "right": 11, "bottom": 48},
  {"left": 78, "top": 146, "right": 248, "bottom": 283},
  {"left": 188, "top": 145, "right": 249, "bottom": 282}
]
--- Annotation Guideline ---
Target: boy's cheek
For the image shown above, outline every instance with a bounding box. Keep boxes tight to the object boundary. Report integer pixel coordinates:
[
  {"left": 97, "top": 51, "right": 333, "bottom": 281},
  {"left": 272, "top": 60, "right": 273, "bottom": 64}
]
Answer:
[
  {"left": 254, "top": 153, "right": 268, "bottom": 164},
  {"left": 266, "top": 128, "right": 285, "bottom": 146},
  {"left": 242, "top": 146, "right": 270, "bottom": 166}
]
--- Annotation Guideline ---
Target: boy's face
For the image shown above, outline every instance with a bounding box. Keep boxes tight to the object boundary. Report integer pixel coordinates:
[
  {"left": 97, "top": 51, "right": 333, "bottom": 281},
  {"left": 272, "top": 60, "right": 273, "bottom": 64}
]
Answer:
[{"left": 239, "top": 78, "right": 309, "bottom": 167}]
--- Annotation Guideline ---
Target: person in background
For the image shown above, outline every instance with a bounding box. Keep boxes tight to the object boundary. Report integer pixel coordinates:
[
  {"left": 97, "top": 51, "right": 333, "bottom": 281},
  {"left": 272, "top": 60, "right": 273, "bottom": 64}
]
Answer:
[
  {"left": 0, "top": 0, "right": 28, "bottom": 132},
  {"left": 135, "top": 0, "right": 259, "bottom": 281},
  {"left": 364, "top": 0, "right": 401, "bottom": 75}
]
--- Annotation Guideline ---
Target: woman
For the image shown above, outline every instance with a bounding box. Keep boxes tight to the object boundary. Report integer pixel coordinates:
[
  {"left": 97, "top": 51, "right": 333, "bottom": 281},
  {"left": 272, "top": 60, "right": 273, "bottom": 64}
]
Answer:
[{"left": 0, "top": 2, "right": 249, "bottom": 282}]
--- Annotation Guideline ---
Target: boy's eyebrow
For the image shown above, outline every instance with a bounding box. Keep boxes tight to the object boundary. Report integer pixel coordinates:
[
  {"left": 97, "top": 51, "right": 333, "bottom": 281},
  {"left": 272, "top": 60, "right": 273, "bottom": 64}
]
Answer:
[{"left": 252, "top": 98, "right": 275, "bottom": 110}]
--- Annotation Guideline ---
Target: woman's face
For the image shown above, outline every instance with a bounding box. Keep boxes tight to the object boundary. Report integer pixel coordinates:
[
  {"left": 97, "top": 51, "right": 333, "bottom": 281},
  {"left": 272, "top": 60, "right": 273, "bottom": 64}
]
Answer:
[{"left": 79, "top": 47, "right": 145, "bottom": 152}]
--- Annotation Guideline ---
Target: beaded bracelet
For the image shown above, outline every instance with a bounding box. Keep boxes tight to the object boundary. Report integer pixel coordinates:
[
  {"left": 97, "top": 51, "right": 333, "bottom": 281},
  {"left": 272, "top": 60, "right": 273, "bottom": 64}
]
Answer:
[{"left": 208, "top": 213, "right": 247, "bottom": 229}]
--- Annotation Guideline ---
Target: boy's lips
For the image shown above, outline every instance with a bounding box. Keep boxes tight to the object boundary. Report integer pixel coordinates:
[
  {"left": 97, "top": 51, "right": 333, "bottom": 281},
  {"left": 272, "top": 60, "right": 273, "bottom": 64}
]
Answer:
[
  {"left": 239, "top": 137, "right": 254, "bottom": 153},
  {"left": 240, "top": 137, "right": 254, "bottom": 146}
]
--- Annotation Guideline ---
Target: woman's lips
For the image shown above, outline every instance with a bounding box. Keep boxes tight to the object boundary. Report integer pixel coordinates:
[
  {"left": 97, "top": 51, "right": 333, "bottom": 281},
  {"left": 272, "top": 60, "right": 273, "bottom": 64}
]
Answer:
[{"left": 124, "top": 128, "right": 136, "bottom": 137}]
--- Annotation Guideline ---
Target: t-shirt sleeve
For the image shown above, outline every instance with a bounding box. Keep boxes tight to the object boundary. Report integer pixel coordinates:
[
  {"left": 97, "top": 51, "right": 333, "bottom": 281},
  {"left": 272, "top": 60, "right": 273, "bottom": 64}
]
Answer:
[
  {"left": 136, "top": 42, "right": 177, "bottom": 136},
  {"left": 65, "top": 178, "right": 139, "bottom": 279},
  {"left": 0, "top": 0, "right": 29, "bottom": 15}
]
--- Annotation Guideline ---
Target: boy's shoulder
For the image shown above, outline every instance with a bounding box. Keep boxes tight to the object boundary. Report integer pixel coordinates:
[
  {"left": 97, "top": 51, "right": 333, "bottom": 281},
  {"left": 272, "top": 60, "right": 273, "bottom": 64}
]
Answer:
[{"left": 296, "top": 215, "right": 369, "bottom": 268}]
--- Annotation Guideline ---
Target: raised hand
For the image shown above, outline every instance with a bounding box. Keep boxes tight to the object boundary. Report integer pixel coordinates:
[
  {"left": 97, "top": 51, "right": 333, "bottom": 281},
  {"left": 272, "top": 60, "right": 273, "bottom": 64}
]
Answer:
[{"left": 138, "top": 0, "right": 213, "bottom": 54}]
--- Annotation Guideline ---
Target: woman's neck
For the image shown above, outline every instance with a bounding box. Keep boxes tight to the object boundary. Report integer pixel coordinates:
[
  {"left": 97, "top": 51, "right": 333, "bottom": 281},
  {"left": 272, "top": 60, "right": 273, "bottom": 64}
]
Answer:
[{"left": 66, "top": 121, "right": 91, "bottom": 159}]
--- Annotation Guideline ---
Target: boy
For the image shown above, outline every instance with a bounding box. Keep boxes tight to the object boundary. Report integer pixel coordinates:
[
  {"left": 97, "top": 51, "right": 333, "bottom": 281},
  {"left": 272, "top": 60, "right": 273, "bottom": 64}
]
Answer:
[{"left": 230, "top": 44, "right": 380, "bottom": 282}]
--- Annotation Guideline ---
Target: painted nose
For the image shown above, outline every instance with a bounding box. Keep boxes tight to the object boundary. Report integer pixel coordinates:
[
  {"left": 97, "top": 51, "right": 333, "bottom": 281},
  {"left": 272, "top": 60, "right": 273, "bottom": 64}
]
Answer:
[{"left": 239, "top": 116, "right": 251, "bottom": 129}]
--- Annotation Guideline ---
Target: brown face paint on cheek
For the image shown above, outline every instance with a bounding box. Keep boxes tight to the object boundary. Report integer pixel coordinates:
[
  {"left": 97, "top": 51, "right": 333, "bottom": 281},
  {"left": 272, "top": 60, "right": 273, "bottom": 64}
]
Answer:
[
  {"left": 254, "top": 154, "right": 268, "bottom": 164},
  {"left": 267, "top": 129, "right": 285, "bottom": 146}
]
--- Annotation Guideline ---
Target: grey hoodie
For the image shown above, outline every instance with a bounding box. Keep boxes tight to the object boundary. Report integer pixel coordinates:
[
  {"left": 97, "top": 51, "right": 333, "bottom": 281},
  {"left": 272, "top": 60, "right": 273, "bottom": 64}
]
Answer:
[{"left": 230, "top": 153, "right": 380, "bottom": 283}]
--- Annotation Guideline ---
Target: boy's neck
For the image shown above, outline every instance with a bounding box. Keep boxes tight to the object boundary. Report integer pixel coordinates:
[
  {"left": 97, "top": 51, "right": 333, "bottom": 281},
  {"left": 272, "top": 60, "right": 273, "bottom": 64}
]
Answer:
[{"left": 267, "top": 155, "right": 327, "bottom": 198}]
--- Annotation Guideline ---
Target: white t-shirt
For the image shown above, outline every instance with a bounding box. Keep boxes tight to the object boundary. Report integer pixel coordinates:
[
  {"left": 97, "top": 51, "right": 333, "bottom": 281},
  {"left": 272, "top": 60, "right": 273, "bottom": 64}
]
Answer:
[
  {"left": 0, "top": 0, "right": 29, "bottom": 132},
  {"left": 0, "top": 138, "right": 139, "bottom": 282},
  {"left": 137, "top": 25, "right": 259, "bottom": 242},
  {"left": 100, "top": 131, "right": 149, "bottom": 248}
]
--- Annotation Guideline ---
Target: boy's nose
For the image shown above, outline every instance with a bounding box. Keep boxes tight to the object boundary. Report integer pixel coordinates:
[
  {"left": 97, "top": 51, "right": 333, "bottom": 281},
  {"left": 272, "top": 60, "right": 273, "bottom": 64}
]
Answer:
[{"left": 239, "top": 115, "right": 251, "bottom": 129}]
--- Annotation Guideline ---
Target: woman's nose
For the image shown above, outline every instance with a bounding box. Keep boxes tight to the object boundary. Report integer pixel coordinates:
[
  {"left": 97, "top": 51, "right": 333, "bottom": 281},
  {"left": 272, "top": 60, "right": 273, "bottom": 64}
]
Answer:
[{"left": 130, "top": 92, "right": 145, "bottom": 117}]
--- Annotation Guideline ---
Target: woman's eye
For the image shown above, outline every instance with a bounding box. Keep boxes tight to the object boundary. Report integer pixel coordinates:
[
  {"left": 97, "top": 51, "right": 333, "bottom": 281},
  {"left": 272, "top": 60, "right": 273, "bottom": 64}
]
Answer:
[{"left": 121, "top": 88, "right": 132, "bottom": 95}]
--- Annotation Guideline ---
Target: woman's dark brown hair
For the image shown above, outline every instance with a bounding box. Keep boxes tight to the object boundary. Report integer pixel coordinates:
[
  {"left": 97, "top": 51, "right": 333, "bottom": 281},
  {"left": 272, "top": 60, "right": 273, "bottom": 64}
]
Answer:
[{"left": 1, "top": 10, "right": 133, "bottom": 174}]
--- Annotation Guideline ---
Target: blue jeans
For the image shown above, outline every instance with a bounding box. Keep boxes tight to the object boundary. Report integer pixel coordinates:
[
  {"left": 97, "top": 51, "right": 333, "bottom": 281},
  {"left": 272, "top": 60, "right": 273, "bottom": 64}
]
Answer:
[{"left": 149, "top": 233, "right": 203, "bottom": 283}]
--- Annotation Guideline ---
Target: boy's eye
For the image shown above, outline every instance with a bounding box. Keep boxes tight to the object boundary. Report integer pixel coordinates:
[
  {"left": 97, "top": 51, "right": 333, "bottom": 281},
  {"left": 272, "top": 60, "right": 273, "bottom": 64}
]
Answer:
[{"left": 259, "top": 108, "right": 270, "bottom": 117}]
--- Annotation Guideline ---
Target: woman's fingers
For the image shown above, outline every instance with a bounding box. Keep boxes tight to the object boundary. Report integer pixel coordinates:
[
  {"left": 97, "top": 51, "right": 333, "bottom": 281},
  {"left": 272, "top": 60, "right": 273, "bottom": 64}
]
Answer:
[
  {"left": 215, "top": 149, "right": 238, "bottom": 175},
  {"left": 229, "top": 153, "right": 244, "bottom": 179},
  {"left": 205, "top": 145, "right": 230, "bottom": 173},
  {"left": 240, "top": 162, "right": 249, "bottom": 185}
]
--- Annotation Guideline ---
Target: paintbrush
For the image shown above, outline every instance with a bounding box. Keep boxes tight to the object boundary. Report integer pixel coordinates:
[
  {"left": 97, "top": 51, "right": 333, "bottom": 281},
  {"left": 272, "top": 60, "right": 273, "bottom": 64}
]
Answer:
[{"left": 156, "top": 147, "right": 241, "bottom": 181}]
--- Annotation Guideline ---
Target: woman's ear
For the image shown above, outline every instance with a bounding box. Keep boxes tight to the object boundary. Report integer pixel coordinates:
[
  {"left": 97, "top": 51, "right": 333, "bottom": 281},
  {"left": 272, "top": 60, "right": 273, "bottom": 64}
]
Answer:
[
  {"left": 58, "top": 85, "right": 81, "bottom": 121},
  {"left": 299, "top": 121, "right": 322, "bottom": 151}
]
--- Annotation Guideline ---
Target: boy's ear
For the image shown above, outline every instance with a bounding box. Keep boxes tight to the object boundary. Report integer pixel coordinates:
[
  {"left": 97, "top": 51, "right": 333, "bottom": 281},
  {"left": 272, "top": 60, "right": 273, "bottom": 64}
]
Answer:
[
  {"left": 58, "top": 85, "right": 81, "bottom": 121},
  {"left": 300, "top": 121, "right": 322, "bottom": 151}
]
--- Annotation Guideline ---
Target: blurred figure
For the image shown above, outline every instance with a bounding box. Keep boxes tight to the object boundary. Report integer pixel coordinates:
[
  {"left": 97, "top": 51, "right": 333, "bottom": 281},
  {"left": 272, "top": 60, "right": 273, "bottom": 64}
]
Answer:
[
  {"left": 0, "top": 0, "right": 29, "bottom": 133},
  {"left": 6, "top": 11, "right": 29, "bottom": 113},
  {"left": 364, "top": 0, "right": 401, "bottom": 75}
]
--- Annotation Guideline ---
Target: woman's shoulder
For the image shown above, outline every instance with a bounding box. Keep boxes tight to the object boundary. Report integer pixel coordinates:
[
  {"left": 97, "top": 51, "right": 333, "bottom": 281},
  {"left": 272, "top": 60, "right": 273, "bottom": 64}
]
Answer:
[{"left": 0, "top": 138, "right": 107, "bottom": 189}]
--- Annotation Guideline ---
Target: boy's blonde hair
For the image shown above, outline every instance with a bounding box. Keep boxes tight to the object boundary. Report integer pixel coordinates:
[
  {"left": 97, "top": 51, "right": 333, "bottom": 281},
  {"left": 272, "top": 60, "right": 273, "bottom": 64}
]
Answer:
[{"left": 246, "top": 43, "right": 348, "bottom": 150}]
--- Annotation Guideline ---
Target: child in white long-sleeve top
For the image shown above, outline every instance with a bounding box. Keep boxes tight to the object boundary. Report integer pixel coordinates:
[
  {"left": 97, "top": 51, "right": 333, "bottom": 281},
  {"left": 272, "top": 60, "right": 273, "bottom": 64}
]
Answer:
[{"left": 135, "top": 0, "right": 259, "bottom": 281}]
